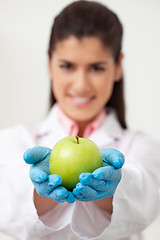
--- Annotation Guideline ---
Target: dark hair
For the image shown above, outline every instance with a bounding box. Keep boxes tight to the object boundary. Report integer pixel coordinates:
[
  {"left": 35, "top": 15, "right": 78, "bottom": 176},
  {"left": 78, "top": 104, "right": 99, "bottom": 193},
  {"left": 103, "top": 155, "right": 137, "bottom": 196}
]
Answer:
[{"left": 48, "top": 0, "right": 127, "bottom": 128}]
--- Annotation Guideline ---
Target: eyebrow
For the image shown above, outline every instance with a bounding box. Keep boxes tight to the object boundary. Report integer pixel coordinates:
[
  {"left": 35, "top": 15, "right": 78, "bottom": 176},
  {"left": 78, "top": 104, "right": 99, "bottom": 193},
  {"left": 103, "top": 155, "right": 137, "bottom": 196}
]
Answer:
[
  {"left": 90, "top": 61, "right": 108, "bottom": 65},
  {"left": 58, "top": 59, "right": 108, "bottom": 65}
]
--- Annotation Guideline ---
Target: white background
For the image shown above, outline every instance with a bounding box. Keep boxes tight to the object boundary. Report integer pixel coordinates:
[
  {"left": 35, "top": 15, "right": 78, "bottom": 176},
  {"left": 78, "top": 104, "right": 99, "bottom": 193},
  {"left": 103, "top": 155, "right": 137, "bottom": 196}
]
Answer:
[{"left": 0, "top": 0, "right": 160, "bottom": 239}]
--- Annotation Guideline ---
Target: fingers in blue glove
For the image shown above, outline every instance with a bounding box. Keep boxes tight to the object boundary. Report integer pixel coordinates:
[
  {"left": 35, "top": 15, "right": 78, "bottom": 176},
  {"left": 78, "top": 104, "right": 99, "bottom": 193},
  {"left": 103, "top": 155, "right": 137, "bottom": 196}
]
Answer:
[
  {"left": 24, "top": 146, "right": 52, "bottom": 177},
  {"left": 93, "top": 166, "right": 122, "bottom": 182},
  {"left": 73, "top": 180, "right": 118, "bottom": 201},
  {"left": 23, "top": 146, "right": 51, "bottom": 164},
  {"left": 24, "top": 147, "right": 76, "bottom": 204},
  {"left": 73, "top": 183, "right": 103, "bottom": 201},
  {"left": 30, "top": 168, "right": 48, "bottom": 183},
  {"left": 48, "top": 174, "right": 62, "bottom": 187},
  {"left": 79, "top": 173, "right": 107, "bottom": 191},
  {"left": 73, "top": 151, "right": 124, "bottom": 202},
  {"left": 50, "top": 186, "right": 68, "bottom": 203},
  {"left": 73, "top": 183, "right": 95, "bottom": 197},
  {"left": 33, "top": 175, "right": 75, "bottom": 203},
  {"left": 34, "top": 181, "right": 55, "bottom": 196},
  {"left": 33, "top": 175, "right": 62, "bottom": 195},
  {"left": 101, "top": 148, "right": 125, "bottom": 169},
  {"left": 66, "top": 191, "right": 76, "bottom": 203},
  {"left": 49, "top": 186, "right": 75, "bottom": 204},
  {"left": 50, "top": 186, "right": 75, "bottom": 203}
]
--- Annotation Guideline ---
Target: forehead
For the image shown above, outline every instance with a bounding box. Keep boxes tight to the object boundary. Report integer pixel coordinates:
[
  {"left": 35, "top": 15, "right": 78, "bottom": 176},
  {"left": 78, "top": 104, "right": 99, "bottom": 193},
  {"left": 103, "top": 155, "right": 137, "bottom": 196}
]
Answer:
[{"left": 53, "top": 36, "right": 113, "bottom": 61}]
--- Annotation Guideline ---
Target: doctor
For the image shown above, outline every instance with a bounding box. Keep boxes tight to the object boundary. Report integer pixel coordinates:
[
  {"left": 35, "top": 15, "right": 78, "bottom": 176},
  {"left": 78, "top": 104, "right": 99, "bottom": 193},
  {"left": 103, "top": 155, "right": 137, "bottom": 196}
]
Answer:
[{"left": 1, "top": 1, "right": 160, "bottom": 240}]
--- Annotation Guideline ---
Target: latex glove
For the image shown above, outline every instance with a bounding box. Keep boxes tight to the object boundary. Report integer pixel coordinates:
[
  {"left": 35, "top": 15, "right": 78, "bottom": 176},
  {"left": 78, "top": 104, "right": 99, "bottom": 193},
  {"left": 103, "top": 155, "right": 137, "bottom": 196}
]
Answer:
[
  {"left": 73, "top": 148, "right": 124, "bottom": 202},
  {"left": 23, "top": 146, "right": 75, "bottom": 203}
]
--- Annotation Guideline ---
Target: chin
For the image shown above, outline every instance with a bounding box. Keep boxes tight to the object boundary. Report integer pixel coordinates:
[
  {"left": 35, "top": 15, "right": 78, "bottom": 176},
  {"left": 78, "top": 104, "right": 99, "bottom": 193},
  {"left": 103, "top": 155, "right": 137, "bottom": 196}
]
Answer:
[{"left": 70, "top": 112, "right": 97, "bottom": 123}]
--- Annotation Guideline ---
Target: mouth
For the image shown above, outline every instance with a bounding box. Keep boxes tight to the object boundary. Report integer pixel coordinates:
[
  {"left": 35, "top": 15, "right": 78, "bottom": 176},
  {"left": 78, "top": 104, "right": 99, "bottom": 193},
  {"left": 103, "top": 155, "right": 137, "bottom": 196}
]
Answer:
[{"left": 69, "top": 95, "right": 95, "bottom": 107}]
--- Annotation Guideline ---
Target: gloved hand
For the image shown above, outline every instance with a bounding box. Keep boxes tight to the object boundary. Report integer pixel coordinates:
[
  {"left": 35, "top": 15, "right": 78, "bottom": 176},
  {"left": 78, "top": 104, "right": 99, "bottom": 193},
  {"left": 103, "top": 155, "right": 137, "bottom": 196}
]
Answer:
[
  {"left": 23, "top": 146, "right": 75, "bottom": 203},
  {"left": 73, "top": 148, "right": 125, "bottom": 201}
]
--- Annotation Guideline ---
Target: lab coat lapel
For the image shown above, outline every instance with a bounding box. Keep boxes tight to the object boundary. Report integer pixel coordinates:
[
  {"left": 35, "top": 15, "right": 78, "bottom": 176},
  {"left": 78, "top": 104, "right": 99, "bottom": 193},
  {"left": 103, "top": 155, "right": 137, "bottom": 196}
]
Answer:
[
  {"left": 34, "top": 105, "right": 68, "bottom": 147},
  {"left": 89, "top": 110, "right": 124, "bottom": 148},
  {"left": 35, "top": 105, "right": 124, "bottom": 149}
]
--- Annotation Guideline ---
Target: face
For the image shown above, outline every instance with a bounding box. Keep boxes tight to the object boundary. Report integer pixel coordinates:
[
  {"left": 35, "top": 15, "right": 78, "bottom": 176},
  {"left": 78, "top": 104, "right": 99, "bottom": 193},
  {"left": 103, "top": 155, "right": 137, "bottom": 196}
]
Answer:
[{"left": 49, "top": 36, "right": 123, "bottom": 125}]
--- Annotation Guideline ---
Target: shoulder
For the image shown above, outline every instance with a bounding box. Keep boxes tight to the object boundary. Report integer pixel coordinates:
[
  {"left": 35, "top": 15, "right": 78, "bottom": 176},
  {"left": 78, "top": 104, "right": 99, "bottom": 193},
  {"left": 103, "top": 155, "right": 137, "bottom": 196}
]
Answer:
[
  {"left": 104, "top": 109, "right": 160, "bottom": 153},
  {"left": 119, "top": 129, "right": 160, "bottom": 168},
  {"left": 122, "top": 129, "right": 160, "bottom": 151},
  {"left": 0, "top": 125, "right": 36, "bottom": 164},
  {"left": 0, "top": 124, "right": 35, "bottom": 146}
]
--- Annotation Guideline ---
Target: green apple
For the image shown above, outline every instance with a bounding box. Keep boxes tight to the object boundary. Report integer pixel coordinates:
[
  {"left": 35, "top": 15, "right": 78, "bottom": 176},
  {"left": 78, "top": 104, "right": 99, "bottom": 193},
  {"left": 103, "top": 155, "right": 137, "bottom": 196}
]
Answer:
[{"left": 49, "top": 136, "right": 103, "bottom": 190}]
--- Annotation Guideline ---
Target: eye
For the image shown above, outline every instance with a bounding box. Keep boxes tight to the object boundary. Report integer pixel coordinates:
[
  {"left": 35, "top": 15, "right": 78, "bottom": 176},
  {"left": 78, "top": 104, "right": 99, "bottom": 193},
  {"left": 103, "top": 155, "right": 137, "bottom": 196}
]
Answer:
[
  {"left": 59, "top": 62, "right": 73, "bottom": 70},
  {"left": 91, "top": 65, "right": 105, "bottom": 72}
]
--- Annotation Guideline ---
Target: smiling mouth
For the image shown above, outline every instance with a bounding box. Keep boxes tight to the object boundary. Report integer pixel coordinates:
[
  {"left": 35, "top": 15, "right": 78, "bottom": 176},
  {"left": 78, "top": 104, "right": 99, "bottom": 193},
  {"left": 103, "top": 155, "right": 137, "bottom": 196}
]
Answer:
[{"left": 69, "top": 96, "right": 95, "bottom": 107}]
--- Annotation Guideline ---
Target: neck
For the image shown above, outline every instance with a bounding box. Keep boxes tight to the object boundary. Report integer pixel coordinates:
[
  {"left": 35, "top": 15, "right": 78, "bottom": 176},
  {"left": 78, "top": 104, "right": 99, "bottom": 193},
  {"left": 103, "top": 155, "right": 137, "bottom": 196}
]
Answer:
[{"left": 76, "top": 120, "right": 90, "bottom": 138}]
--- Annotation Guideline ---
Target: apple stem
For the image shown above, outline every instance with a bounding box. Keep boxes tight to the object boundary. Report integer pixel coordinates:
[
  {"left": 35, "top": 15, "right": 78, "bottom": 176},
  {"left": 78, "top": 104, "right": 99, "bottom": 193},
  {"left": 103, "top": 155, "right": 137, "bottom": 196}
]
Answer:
[{"left": 76, "top": 136, "right": 79, "bottom": 144}]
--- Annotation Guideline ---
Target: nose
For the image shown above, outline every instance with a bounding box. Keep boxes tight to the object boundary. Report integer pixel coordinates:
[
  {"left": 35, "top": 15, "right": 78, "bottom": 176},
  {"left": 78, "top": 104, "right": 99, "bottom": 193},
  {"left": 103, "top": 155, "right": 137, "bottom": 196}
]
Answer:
[{"left": 72, "top": 69, "right": 91, "bottom": 93}]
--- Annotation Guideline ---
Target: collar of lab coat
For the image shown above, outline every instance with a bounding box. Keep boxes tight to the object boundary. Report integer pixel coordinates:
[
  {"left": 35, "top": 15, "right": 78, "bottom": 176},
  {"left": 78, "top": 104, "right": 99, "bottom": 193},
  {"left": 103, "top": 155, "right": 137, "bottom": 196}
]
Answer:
[{"left": 34, "top": 104, "right": 124, "bottom": 147}]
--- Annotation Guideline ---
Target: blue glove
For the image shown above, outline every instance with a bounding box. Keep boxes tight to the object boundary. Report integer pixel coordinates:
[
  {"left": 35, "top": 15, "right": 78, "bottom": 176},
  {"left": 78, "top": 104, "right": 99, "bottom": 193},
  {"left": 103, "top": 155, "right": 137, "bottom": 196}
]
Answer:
[
  {"left": 73, "top": 148, "right": 124, "bottom": 202},
  {"left": 23, "top": 146, "right": 75, "bottom": 203}
]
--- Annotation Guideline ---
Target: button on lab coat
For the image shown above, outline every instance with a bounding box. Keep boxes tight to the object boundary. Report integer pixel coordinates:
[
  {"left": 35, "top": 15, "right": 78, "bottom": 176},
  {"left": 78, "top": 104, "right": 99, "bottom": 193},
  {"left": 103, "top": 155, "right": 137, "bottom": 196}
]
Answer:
[{"left": 0, "top": 105, "right": 160, "bottom": 240}]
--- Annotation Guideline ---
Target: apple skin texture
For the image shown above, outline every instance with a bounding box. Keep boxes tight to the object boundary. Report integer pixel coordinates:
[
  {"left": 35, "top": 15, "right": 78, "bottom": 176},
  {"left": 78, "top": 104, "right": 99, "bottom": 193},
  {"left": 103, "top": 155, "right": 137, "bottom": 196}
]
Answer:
[{"left": 49, "top": 136, "right": 103, "bottom": 190}]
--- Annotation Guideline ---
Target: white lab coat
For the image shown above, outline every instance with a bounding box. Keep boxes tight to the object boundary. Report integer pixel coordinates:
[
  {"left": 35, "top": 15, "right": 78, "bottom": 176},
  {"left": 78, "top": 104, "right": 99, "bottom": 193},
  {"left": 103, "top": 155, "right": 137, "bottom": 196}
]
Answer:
[{"left": 0, "top": 104, "right": 160, "bottom": 240}]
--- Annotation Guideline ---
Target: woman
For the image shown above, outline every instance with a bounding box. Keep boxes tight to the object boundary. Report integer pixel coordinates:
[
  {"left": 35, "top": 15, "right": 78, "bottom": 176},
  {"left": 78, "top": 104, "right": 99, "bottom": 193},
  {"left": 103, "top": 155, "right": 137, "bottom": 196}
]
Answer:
[{"left": 0, "top": 1, "right": 160, "bottom": 239}]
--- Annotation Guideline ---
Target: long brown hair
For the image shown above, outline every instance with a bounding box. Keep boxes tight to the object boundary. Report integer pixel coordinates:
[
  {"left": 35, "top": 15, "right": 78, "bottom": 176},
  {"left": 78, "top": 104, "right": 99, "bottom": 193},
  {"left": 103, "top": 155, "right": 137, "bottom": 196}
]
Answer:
[{"left": 48, "top": 0, "right": 127, "bottom": 128}]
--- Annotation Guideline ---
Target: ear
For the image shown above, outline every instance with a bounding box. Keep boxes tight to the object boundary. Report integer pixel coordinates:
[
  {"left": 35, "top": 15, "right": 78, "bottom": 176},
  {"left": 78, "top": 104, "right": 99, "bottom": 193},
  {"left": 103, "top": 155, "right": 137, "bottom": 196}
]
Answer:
[{"left": 114, "top": 53, "right": 124, "bottom": 82}]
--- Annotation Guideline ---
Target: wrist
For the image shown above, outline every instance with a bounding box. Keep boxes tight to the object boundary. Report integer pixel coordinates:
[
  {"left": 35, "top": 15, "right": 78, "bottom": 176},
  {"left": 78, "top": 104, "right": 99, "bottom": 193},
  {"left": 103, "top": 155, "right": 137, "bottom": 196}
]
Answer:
[
  {"left": 94, "top": 197, "right": 113, "bottom": 214},
  {"left": 34, "top": 189, "right": 59, "bottom": 216}
]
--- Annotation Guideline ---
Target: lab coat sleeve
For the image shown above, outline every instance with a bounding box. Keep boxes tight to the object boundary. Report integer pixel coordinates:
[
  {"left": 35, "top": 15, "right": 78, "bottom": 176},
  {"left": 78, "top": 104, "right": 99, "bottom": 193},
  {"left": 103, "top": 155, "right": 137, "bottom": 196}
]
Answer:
[
  {"left": 0, "top": 126, "right": 74, "bottom": 240},
  {"left": 70, "top": 132, "right": 160, "bottom": 239}
]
